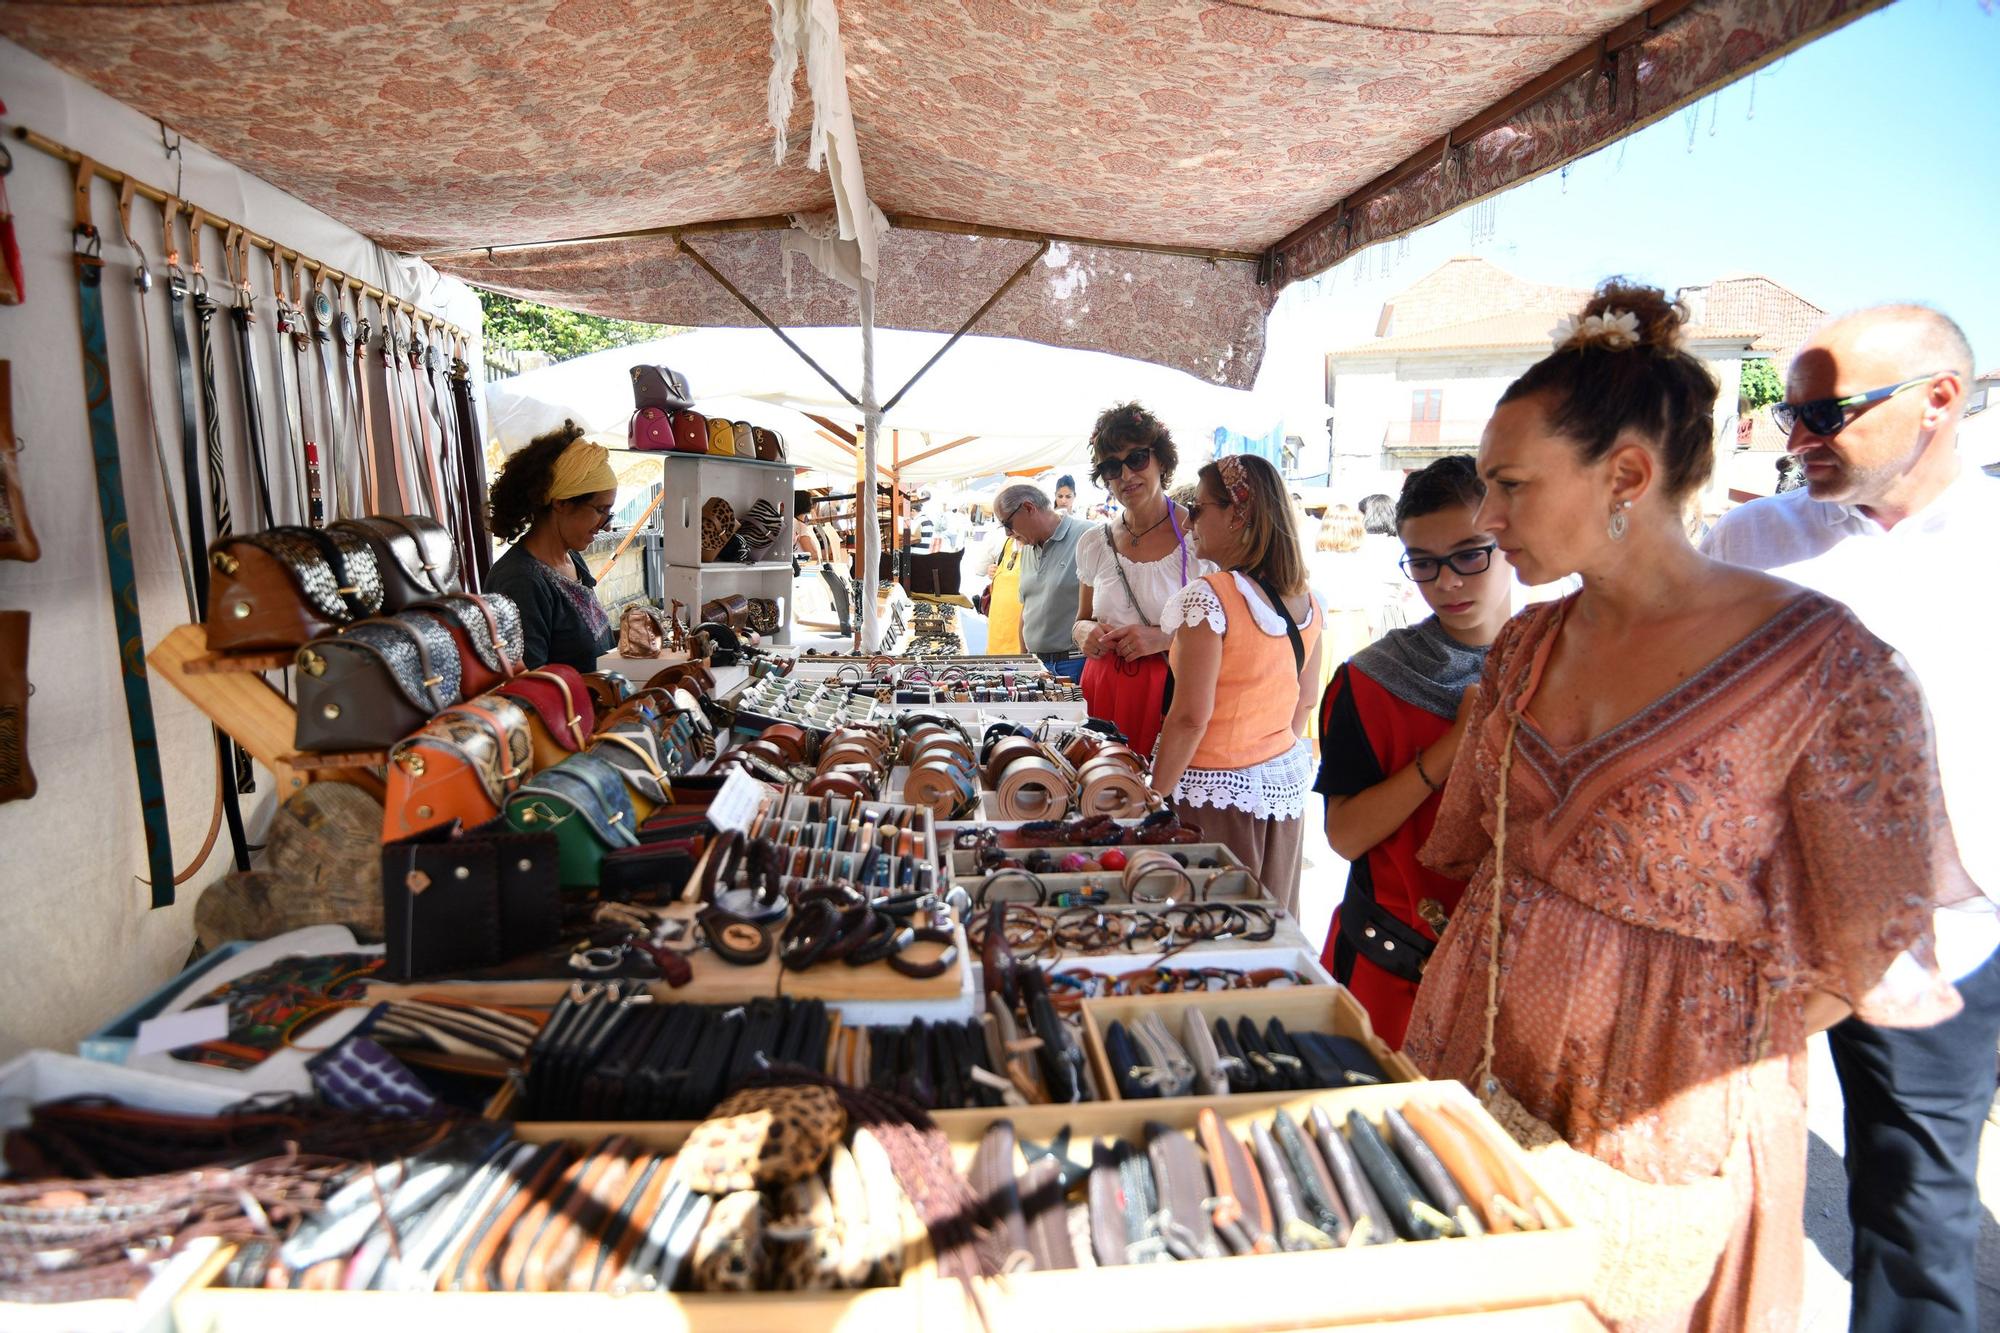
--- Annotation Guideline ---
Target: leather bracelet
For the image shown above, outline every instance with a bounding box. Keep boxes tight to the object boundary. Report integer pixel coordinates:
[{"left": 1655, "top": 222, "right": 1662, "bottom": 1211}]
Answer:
[
  {"left": 977, "top": 866, "right": 1048, "bottom": 907},
  {"left": 847, "top": 920, "right": 915, "bottom": 967},
  {"left": 1413, "top": 748, "right": 1444, "bottom": 792},
  {"left": 698, "top": 907, "right": 773, "bottom": 965},
  {"left": 886, "top": 926, "right": 959, "bottom": 979},
  {"left": 819, "top": 906, "right": 888, "bottom": 963},
  {"left": 1125, "top": 850, "right": 1195, "bottom": 906},
  {"left": 779, "top": 899, "right": 842, "bottom": 971}
]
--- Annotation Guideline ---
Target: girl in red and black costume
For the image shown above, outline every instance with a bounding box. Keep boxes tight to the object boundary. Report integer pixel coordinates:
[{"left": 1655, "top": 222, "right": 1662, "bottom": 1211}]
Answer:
[{"left": 1315, "top": 456, "right": 1513, "bottom": 1047}]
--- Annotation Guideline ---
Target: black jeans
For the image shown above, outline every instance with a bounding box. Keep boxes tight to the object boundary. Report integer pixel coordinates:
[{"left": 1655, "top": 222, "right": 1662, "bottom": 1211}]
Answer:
[{"left": 1830, "top": 940, "right": 2000, "bottom": 1333}]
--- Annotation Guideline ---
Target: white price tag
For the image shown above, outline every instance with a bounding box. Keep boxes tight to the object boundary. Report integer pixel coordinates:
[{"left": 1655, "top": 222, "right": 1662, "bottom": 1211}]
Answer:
[{"left": 706, "top": 768, "right": 776, "bottom": 835}]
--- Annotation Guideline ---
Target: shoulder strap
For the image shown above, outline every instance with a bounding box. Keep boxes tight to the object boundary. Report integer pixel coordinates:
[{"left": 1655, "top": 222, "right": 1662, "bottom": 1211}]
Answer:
[
  {"left": 1250, "top": 575, "right": 1305, "bottom": 674},
  {"left": 1102, "top": 522, "right": 1155, "bottom": 628}
]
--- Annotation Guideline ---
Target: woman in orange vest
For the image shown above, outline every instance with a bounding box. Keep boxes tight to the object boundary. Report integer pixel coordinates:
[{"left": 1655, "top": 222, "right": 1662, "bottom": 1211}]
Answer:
[{"left": 1148, "top": 453, "right": 1323, "bottom": 918}]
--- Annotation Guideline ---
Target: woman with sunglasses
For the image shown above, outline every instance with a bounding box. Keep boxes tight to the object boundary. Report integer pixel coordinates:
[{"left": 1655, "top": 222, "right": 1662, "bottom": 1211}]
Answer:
[
  {"left": 1401, "top": 283, "right": 1970, "bottom": 1330},
  {"left": 1147, "top": 454, "right": 1322, "bottom": 916},
  {"left": 487, "top": 420, "right": 619, "bottom": 672},
  {"left": 1071, "top": 402, "right": 1216, "bottom": 757}
]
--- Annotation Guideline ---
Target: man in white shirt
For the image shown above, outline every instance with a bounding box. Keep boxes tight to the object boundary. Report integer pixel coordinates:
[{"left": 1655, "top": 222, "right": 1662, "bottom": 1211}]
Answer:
[{"left": 1703, "top": 304, "right": 1998, "bottom": 1333}]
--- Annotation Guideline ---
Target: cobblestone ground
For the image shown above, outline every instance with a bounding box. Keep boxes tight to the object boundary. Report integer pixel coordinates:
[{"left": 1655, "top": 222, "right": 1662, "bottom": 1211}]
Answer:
[{"left": 1294, "top": 826, "right": 2000, "bottom": 1332}]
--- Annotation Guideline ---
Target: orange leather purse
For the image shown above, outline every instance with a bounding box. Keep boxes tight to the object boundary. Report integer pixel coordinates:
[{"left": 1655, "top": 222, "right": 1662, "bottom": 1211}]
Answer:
[{"left": 383, "top": 694, "right": 534, "bottom": 841}]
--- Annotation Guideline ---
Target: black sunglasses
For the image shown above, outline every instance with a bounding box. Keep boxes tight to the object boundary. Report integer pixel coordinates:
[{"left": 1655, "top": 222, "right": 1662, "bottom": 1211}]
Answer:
[
  {"left": 1092, "top": 445, "right": 1155, "bottom": 482},
  {"left": 1401, "top": 543, "right": 1497, "bottom": 583},
  {"left": 1770, "top": 373, "right": 1945, "bottom": 439}
]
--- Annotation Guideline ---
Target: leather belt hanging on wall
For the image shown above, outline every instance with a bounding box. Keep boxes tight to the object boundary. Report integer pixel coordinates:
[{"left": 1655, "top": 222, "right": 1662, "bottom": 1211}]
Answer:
[
  {"left": 223, "top": 229, "right": 276, "bottom": 530},
  {"left": 269, "top": 250, "right": 315, "bottom": 527},
  {"left": 69, "top": 159, "right": 176, "bottom": 905},
  {"left": 448, "top": 343, "right": 492, "bottom": 587},
  {"left": 164, "top": 203, "right": 213, "bottom": 598}
]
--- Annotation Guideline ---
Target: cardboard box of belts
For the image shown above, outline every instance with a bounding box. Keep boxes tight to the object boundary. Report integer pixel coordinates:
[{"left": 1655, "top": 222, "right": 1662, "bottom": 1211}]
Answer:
[{"left": 172, "top": 1081, "right": 1595, "bottom": 1332}]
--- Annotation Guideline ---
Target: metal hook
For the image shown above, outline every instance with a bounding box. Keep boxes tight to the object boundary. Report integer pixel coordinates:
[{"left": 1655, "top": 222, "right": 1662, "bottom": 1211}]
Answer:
[{"left": 158, "top": 122, "right": 183, "bottom": 198}]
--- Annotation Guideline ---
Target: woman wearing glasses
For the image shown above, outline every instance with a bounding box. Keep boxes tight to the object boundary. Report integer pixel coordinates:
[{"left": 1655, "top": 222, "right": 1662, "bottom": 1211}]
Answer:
[
  {"left": 1147, "top": 454, "right": 1321, "bottom": 916},
  {"left": 1402, "top": 283, "right": 1970, "bottom": 1330},
  {"left": 487, "top": 420, "right": 619, "bottom": 673},
  {"left": 1071, "top": 402, "right": 1215, "bottom": 757}
]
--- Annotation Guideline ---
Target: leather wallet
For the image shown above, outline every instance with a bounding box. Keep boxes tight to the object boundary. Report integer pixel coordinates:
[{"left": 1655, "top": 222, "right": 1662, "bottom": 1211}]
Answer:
[
  {"left": 380, "top": 819, "right": 560, "bottom": 980},
  {"left": 0, "top": 610, "right": 33, "bottom": 803},
  {"left": 1310, "top": 1104, "right": 1393, "bottom": 1245},
  {"left": 1345, "top": 1109, "right": 1444, "bottom": 1241}
]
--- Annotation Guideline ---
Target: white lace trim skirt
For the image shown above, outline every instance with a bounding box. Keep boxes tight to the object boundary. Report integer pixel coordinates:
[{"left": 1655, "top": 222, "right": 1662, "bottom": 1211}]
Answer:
[{"left": 1169, "top": 735, "right": 1314, "bottom": 821}]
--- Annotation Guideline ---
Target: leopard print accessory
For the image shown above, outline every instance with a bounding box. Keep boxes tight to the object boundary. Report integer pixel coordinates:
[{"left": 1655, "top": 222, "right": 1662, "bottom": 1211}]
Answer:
[
  {"left": 692, "top": 1190, "right": 766, "bottom": 1292},
  {"left": 700, "top": 497, "right": 738, "bottom": 563},
  {"left": 679, "top": 1085, "right": 847, "bottom": 1193},
  {"left": 768, "top": 1174, "right": 842, "bottom": 1291}
]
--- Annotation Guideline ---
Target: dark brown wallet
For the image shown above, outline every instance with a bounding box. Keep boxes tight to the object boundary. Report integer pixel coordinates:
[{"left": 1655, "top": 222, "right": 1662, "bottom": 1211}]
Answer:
[{"left": 0, "top": 610, "right": 33, "bottom": 803}]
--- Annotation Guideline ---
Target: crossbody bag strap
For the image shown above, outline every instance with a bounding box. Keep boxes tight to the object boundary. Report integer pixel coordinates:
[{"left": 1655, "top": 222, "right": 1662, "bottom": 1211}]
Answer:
[
  {"left": 1102, "top": 522, "right": 1156, "bottom": 629},
  {"left": 71, "top": 163, "right": 177, "bottom": 906},
  {"left": 1249, "top": 574, "right": 1305, "bottom": 674}
]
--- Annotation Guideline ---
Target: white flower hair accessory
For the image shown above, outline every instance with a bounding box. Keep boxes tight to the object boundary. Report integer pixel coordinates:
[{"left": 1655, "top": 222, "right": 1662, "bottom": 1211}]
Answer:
[{"left": 1550, "top": 309, "right": 1642, "bottom": 353}]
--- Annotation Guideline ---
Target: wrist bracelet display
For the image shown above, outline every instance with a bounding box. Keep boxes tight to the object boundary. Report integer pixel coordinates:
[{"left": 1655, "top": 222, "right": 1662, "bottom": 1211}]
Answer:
[
  {"left": 976, "top": 866, "right": 1049, "bottom": 907},
  {"left": 886, "top": 926, "right": 959, "bottom": 979},
  {"left": 1124, "top": 849, "right": 1196, "bottom": 906}
]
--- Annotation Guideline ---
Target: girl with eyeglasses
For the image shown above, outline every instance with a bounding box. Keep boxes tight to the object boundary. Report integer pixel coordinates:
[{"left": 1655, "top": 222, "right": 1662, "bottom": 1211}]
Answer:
[
  {"left": 1070, "top": 402, "right": 1216, "bottom": 757},
  {"left": 1147, "top": 454, "right": 1322, "bottom": 917},
  {"left": 487, "top": 420, "right": 619, "bottom": 673},
  {"left": 1313, "top": 456, "right": 1513, "bottom": 1049},
  {"left": 1401, "top": 283, "right": 1970, "bottom": 1329}
]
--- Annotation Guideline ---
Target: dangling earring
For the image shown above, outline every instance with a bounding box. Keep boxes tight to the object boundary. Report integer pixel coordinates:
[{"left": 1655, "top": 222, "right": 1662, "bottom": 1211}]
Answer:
[{"left": 1608, "top": 499, "right": 1632, "bottom": 541}]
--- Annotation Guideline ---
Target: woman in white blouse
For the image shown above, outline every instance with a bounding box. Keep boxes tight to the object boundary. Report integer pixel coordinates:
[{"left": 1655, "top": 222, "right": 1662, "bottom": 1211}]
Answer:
[
  {"left": 1149, "top": 454, "right": 1323, "bottom": 916},
  {"left": 1071, "top": 403, "right": 1216, "bottom": 757}
]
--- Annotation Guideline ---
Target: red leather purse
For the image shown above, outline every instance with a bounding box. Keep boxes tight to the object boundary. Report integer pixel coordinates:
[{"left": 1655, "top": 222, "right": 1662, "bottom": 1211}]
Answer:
[
  {"left": 671, "top": 410, "right": 709, "bottom": 455},
  {"left": 496, "top": 666, "right": 596, "bottom": 772},
  {"left": 629, "top": 406, "right": 675, "bottom": 452}
]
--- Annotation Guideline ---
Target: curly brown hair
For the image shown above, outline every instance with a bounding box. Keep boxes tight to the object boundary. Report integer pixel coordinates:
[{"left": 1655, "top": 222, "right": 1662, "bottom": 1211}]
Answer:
[
  {"left": 1498, "top": 279, "right": 1719, "bottom": 502},
  {"left": 1088, "top": 401, "right": 1178, "bottom": 486},
  {"left": 487, "top": 419, "right": 585, "bottom": 543}
]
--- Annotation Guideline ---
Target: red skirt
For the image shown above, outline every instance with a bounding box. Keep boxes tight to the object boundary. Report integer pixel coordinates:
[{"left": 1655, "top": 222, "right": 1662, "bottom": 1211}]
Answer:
[{"left": 1081, "top": 651, "right": 1169, "bottom": 757}]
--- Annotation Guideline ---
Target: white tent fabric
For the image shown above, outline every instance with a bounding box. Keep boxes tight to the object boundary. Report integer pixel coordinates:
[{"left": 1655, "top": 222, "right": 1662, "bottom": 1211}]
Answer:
[{"left": 485, "top": 326, "right": 1277, "bottom": 485}]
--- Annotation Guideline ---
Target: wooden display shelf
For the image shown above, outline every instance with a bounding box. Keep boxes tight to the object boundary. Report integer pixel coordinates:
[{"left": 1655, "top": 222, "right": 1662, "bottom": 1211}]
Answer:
[
  {"left": 148, "top": 623, "right": 384, "bottom": 798},
  {"left": 182, "top": 646, "right": 297, "bottom": 674},
  {"left": 175, "top": 1082, "right": 1595, "bottom": 1332}
]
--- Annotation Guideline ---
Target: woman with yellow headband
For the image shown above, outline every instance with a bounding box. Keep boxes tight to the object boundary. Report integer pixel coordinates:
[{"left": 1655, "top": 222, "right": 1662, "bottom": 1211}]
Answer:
[{"left": 487, "top": 420, "right": 619, "bottom": 672}]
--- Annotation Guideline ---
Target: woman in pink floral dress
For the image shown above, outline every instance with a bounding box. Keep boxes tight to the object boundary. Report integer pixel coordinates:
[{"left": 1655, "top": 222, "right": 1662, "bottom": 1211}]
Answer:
[{"left": 1404, "top": 283, "right": 1972, "bottom": 1332}]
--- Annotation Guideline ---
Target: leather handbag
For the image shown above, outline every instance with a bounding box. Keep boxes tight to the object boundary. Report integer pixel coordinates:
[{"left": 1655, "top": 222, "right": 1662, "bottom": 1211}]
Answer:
[
  {"left": 407, "top": 593, "right": 524, "bottom": 698},
  {"left": 503, "top": 750, "right": 640, "bottom": 888},
  {"left": 700, "top": 498, "right": 737, "bottom": 562},
  {"left": 699, "top": 594, "right": 750, "bottom": 631},
  {"left": 294, "top": 612, "right": 463, "bottom": 752},
  {"left": 330, "top": 514, "right": 461, "bottom": 610},
  {"left": 751, "top": 426, "right": 785, "bottom": 463},
  {"left": 671, "top": 410, "right": 709, "bottom": 455},
  {"left": 204, "top": 524, "right": 384, "bottom": 652},
  {"left": 383, "top": 694, "right": 535, "bottom": 840},
  {"left": 630, "top": 364, "right": 693, "bottom": 412},
  {"left": 617, "top": 603, "right": 667, "bottom": 658},
  {"left": 589, "top": 724, "right": 673, "bottom": 823},
  {"left": 705, "top": 419, "right": 736, "bottom": 457},
  {"left": 0, "top": 362, "right": 38, "bottom": 562},
  {"left": 497, "top": 666, "right": 596, "bottom": 771},
  {"left": 0, "top": 610, "right": 33, "bottom": 804},
  {"left": 581, "top": 671, "right": 632, "bottom": 719},
  {"left": 731, "top": 422, "right": 755, "bottom": 455},
  {"left": 628, "top": 405, "right": 675, "bottom": 452},
  {"left": 381, "top": 818, "right": 561, "bottom": 980}
]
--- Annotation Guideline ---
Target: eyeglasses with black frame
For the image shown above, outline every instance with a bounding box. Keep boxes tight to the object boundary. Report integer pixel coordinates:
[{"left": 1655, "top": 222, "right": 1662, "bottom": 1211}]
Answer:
[
  {"left": 1092, "top": 445, "right": 1155, "bottom": 483},
  {"left": 1769, "top": 372, "right": 1949, "bottom": 439},
  {"left": 997, "top": 504, "right": 1021, "bottom": 537},
  {"left": 1400, "top": 543, "right": 1497, "bottom": 583}
]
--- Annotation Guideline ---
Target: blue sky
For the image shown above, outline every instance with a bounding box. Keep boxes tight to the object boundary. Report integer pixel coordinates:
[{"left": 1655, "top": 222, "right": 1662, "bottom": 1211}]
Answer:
[{"left": 1262, "top": 0, "right": 2000, "bottom": 405}]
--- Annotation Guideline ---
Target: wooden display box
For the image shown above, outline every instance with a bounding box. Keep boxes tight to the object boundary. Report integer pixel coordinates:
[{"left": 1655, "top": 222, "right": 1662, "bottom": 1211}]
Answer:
[
  {"left": 175, "top": 1082, "right": 1593, "bottom": 1332},
  {"left": 1080, "top": 983, "right": 1424, "bottom": 1095}
]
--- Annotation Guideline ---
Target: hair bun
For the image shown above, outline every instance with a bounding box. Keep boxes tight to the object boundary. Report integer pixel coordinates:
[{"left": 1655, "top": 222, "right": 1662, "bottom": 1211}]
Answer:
[{"left": 1552, "top": 279, "right": 1688, "bottom": 356}]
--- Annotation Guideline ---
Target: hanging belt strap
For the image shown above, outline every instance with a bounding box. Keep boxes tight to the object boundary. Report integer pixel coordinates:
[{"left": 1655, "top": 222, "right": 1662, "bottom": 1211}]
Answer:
[
  {"left": 379, "top": 311, "right": 416, "bottom": 513},
  {"left": 268, "top": 250, "right": 313, "bottom": 527},
  {"left": 403, "top": 320, "right": 448, "bottom": 520},
  {"left": 187, "top": 211, "right": 232, "bottom": 547},
  {"left": 309, "top": 272, "right": 353, "bottom": 517},
  {"left": 290, "top": 256, "right": 332, "bottom": 521},
  {"left": 223, "top": 227, "right": 275, "bottom": 530},
  {"left": 334, "top": 287, "right": 377, "bottom": 513},
  {"left": 448, "top": 342, "right": 493, "bottom": 587},
  {"left": 425, "top": 339, "right": 475, "bottom": 592},
  {"left": 71, "top": 160, "right": 177, "bottom": 907},
  {"left": 163, "top": 199, "right": 211, "bottom": 605}
]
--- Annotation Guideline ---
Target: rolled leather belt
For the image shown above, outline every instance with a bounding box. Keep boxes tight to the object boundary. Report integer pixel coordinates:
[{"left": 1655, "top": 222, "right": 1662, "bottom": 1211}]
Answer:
[
  {"left": 759, "top": 722, "right": 811, "bottom": 765},
  {"left": 983, "top": 735, "right": 1042, "bottom": 787},
  {"left": 1076, "top": 754, "right": 1150, "bottom": 816},
  {"left": 804, "top": 769, "right": 872, "bottom": 799},
  {"left": 995, "top": 754, "right": 1073, "bottom": 820},
  {"left": 903, "top": 754, "right": 979, "bottom": 817}
]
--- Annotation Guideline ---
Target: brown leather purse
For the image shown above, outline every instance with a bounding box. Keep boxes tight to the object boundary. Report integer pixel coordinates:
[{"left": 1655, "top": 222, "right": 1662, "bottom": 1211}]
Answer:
[
  {"left": 617, "top": 603, "right": 667, "bottom": 658},
  {"left": 330, "top": 514, "right": 460, "bottom": 610},
  {"left": 0, "top": 610, "right": 33, "bottom": 803},
  {"left": 204, "top": 525, "right": 384, "bottom": 652},
  {"left": 0, "top": 362, "right": 38, "bottom": 563},
  {"left": 294, "top": 612, "right": 463, "bottom": 752},
  {"left": 700, "top": 594, "right": 750, "bottom": 631},
  {"left": 383, "top": 694, "right": 535, "bottom": 840},
  {"left": 407, "top": 593, "right": 524, "bottom": 697},
  {"left": 752, "top": 426, "right": 785, "bottom": 463}
]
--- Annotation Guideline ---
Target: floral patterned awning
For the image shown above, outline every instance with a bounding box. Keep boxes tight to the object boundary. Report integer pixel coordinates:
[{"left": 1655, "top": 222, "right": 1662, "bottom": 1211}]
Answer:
[{"left": 1, "top": 0, "right": 1886, "bottom": 387}]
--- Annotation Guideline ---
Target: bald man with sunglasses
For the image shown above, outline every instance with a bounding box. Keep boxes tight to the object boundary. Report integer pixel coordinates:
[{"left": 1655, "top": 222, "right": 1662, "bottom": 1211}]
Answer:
[{"left": 1704, "top": 304, "right": 2000, "bottom": 1333}]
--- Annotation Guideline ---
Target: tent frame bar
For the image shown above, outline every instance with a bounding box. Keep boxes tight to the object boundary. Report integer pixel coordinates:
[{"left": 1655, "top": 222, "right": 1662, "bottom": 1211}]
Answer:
[
  {"left": 880, "top": 240, "right": 1048, "bottom": 416},
  {"left": 420, "top": 212, "right": 1258, "bottom": 266},
  {"left": 676, "top": 236, "right": 862, "bottom": 408}
]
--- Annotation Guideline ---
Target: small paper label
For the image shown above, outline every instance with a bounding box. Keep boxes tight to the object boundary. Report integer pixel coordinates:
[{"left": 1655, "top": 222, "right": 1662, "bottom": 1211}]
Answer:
[
  {"left": 706, "top": 768, "right": 776, "bottom": 836},
  {"left": 134, "top": 1005, "right": 230, "bottom": 1056}
]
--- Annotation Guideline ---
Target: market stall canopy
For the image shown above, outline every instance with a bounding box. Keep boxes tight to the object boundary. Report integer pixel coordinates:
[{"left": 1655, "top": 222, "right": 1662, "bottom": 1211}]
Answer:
[
  {"left": 485, "top": 327, "right": 1273, "bottom": 485},
  {"left": 1, "top": 0, "right": 1887, "bottom": 387}
]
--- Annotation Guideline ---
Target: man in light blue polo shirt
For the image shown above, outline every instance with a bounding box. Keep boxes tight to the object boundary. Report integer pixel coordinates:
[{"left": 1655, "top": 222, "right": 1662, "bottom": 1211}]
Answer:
[{"left": 996, "top": 482, "right": 1084, "bottom": 680}]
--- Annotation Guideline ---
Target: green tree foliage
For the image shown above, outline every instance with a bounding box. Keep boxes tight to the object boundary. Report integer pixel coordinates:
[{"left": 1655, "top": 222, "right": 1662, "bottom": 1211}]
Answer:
[
  {"left": 476, "top": 288, "right": 679, "bottom": 362},
  {"left": 1739, "top": 358, "right": 1784, "bottom": 411}
]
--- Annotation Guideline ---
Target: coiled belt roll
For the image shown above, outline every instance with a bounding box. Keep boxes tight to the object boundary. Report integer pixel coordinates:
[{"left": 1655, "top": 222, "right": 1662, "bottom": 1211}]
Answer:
[
  {"left": 1076, "top": 758, "right": 1150, "bottom": 816},
  {"left": 994, "top": 754, "right": 1074, "bottom": 819},
  {"left": 903, "top": 751, "right": 979, "bottom": 817},
  {"left": 983, "top": 735, "right": 1042, "bottom": 787}
]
